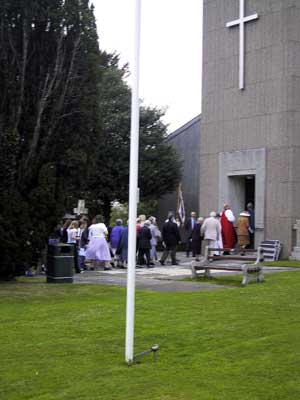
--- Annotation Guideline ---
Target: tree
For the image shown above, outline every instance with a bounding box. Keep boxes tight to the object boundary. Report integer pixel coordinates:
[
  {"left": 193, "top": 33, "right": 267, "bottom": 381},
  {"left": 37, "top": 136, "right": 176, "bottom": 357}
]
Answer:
[
  {"left": 0, "top": 3, "right": 181, "bottom": 278},
  {"left": 0, "top": 0, "right": 103, "bottom": 278},
  {"left": 138, "top": 106, "right": 182, "bottom": 199},
  {"left": 90, "top": 54, "right": 182, "bottom": 221}
]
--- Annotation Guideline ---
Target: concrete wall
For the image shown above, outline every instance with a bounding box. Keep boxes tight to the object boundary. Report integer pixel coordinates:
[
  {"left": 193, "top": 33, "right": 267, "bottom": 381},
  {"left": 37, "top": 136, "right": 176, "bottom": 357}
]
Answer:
[{"left": 200, "top": 0, "right": 300, "bottom": 255}]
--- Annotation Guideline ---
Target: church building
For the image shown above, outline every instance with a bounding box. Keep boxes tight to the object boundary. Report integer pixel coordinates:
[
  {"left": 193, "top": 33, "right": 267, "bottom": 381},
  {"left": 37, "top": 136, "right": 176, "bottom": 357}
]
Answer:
[{"left": 200, "top": 0, "right": 300, "bottom": 256}]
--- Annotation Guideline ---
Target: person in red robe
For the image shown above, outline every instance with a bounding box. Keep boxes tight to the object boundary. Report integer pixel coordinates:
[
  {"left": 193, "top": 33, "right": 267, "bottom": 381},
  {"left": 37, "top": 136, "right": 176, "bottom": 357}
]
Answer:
[{"left": 220, "top": 204, "right": 236, "bottom": 252}]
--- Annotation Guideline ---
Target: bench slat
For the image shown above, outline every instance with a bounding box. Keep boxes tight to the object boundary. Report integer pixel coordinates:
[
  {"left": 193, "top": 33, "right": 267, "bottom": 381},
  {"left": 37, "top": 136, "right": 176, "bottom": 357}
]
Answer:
[
  {"left": 208, "top": 248, "right": 261, "bottom": 253},
  {"left": 194, "top": 265, "right": 260, "bottom": 271},
  {"left": 208, "top": 256, "right": 258, "bottom": 261}
]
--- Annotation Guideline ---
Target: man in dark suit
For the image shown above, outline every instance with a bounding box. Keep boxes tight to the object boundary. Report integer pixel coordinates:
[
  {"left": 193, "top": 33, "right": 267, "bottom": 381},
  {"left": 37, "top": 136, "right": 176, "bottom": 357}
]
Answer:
[
  {"left": 137, "top": 220, "right": 153, "bottom": 267},
  {"left": 185, "top": 211, "right": 197, "bottom": 257},
  {"left": 160, "top": 213, "right": 181, "bottom": 266},
  {"left": 247, "top": 202, "right": 255, "bottom": 248}
]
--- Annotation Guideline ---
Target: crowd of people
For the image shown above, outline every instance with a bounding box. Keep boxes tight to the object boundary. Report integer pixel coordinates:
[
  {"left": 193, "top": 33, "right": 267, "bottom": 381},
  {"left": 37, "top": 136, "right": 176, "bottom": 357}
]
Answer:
[
  {"left": 200, "top": 202, "right": 255, "bottom": 255},
  {"left": 52, "top": 202, "right": 255, "bottom": 273},
  {"left": 53, "top": 214, "right": 163, "bottom": 272}
]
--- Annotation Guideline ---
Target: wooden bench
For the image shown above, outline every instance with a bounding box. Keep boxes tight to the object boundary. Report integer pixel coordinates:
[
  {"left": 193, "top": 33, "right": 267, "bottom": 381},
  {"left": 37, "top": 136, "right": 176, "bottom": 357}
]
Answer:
[{"left": 191, "top": 246, "right": 264, "bottom": 285}]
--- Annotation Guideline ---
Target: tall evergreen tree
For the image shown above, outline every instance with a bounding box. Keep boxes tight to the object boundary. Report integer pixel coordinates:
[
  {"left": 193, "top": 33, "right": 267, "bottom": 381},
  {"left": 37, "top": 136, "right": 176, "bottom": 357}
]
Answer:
[{"left": 0, "top": 0, "right": 102, "bottom": 277}]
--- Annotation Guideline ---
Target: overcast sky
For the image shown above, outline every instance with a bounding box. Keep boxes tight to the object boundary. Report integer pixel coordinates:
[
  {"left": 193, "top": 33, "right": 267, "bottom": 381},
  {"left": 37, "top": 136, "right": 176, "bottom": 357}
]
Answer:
[{"left": 93, "top": 0, "right": 203, "bottom": 133}]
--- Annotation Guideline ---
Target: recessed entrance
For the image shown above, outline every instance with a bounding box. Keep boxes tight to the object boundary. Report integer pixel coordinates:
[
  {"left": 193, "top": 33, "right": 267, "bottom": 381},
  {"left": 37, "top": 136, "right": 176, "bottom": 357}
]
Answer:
[
  {"left": 228, "top": 175, "right": 255, "bottom": 216},
  {"left": 218, "top": 148, "right": 266, "bottom": 247}
]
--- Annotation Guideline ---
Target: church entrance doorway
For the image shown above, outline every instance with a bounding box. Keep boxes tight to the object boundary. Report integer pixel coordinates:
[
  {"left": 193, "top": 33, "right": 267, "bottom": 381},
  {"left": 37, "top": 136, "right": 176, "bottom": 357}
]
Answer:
[
  {"left": 228, "top": 174, "right": 255, "bottom": 217},
  {"left": 218, "top": 148, "right": 266, "bottom": 247}
]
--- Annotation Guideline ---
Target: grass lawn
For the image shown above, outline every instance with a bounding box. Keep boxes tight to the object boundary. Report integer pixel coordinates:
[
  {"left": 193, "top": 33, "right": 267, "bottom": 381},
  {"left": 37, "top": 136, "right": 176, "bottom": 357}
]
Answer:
[
  {"left": 1, "top": 272, "right": 300, "bottom": 400},
  {"left": 263, "top": 260, "right": 300, "bottom": 267}
]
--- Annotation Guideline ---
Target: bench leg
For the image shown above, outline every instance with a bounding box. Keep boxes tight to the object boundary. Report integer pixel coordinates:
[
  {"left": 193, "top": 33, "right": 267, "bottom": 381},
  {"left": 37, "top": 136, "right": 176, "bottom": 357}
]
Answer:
[
  {"left": 257, "top": 268, "right": 264, "bottom": 282},
  {"left": 191, "top": 265, "right": 197, "bottom": 279},
  {"left": 242, "top": 265, "right": 249, "bottom": 285},
  {"left": 204, "top": 268, "right": 211, "bottom": 278}
]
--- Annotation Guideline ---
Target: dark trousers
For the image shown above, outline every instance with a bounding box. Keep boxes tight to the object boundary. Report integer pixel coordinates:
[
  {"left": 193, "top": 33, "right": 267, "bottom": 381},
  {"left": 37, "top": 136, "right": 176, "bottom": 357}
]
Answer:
[
  {"left": 78, "top": 255, "right": 86, "bottom": 270},
  {"left": 70, "top": 243, "right": 81, "bottom": 273},
  {"left": 138, "top": 248, "right": 151, "bottom": 266},
  {"left": 161, "top": 245, "right": 177, "bottom": 265},
  {"left": 186, "top": 238, "right": 195, "bottom": 257},
  {"left": 249, "top": 233, "right": 255, "bottom": 249},
  {"left": 192, "top": 239, "right": 202, "bottom": 257}
]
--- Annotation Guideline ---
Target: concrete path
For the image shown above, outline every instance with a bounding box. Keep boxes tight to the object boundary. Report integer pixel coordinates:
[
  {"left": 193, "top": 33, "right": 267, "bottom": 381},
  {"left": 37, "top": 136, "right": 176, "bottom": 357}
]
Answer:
[{"left": 73, "top": 253, "right": 299, "bottom": 292}]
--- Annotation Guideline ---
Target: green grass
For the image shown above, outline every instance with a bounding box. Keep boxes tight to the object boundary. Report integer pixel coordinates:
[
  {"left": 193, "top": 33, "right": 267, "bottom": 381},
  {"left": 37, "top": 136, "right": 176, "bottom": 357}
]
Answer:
[
  {"left": 1, "top": 272, "right": 300, "bottom": 400},
  {"left": 263, "top": 260, "right": 300, "bottom": 267}
]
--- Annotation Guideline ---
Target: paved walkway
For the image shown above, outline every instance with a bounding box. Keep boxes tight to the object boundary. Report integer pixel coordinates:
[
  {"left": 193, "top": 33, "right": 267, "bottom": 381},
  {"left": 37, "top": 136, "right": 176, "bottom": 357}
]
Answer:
[{"left": 73, "top": 252, "right": 299, "bottom": 293}]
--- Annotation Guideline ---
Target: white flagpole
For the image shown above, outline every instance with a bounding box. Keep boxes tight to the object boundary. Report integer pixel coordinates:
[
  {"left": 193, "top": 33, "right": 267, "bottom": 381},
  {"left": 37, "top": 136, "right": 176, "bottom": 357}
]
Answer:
[{"left": 125, "top": 0, "right": 142, "bottom": 364}]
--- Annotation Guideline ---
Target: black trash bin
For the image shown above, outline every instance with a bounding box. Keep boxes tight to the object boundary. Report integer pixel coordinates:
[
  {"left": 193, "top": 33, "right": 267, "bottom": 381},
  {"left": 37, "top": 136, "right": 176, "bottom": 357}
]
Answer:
[{"left": 47, "top": 243, "right": 74, "bottom": 283}]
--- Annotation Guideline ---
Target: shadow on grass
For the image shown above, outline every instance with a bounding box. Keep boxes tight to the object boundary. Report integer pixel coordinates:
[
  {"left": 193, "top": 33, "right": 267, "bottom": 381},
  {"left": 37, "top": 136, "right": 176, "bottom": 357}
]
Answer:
[
  {"left": 0, "top": 276, "right": 46, "bottom": 285},
  {"left": 183, "top": 275, "right": 250, "bottom": 287},
  {"left": 182, "top": 275, "right": 263, "bottom": 288}
]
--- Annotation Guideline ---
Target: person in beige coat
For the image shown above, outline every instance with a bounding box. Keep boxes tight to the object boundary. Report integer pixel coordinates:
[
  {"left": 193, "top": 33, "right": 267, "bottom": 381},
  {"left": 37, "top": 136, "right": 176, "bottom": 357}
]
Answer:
[
  {"left": 236, "top": 211, "right": 250, "bottom": 254},
  {"left": 201, "top": 212, "right": 221, "bottom": 252}
]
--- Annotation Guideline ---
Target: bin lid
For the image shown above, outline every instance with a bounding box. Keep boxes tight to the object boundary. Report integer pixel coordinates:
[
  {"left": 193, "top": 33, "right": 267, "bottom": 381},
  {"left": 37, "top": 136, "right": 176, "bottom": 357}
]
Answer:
[{"left": 48, "top": 243, "right": 74, "bottom": 256}]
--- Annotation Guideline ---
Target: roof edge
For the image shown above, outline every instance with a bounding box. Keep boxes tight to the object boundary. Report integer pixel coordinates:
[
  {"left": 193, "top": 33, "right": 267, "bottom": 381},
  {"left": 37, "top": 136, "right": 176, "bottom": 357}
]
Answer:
[{"left": 165, "top": 114, "right": 201, "bottom": 142}]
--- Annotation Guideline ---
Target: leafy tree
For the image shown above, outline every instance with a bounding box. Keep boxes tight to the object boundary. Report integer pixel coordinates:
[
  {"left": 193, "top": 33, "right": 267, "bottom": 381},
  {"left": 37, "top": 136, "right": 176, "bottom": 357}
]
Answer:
[
  {"left": 109, "top": 202, "right": 128, "bottom": 227},
  {"left": 109, "top": 199, "right": 159, "bottom": 227},
  {"left": 138, "top": 106, "right": 182, "bottom": 199},
  {"left": 91, "top": 55, "right": 182, "bottom": 221}
]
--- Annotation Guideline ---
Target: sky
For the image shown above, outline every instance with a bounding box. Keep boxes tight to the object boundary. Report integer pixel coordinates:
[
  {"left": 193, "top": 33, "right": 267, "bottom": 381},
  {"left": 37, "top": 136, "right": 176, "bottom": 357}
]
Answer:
[{"left": 93, "top": 0, "right": 203, "bottom": 133}]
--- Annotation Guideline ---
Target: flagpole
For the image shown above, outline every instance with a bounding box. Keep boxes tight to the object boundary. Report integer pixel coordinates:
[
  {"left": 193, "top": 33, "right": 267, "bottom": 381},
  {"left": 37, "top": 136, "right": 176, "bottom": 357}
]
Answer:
[
  {"left": 177, "top": 182, "right": 181, "bottom": 214},
  {"left": 178, "top": 183, "right": 186, "bottom": 225},
  {"left": 125, "top": 0, "right": 142, "bottom": 364}
]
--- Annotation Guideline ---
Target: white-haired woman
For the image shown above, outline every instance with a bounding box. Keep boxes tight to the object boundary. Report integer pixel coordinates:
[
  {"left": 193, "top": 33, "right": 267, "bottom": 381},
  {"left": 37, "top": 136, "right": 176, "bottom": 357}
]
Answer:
[
  {"left": 149, "top": 216, "right": 161, "bottom": 263},
  {"left": 237, "top": 211, "right": 250, "bottom": 255},
  {"left": 137, "top": 220, "right": 152, "bottom": 267},
  {"left": 110, "top": 219, "right": 124, "bottom": 267}
]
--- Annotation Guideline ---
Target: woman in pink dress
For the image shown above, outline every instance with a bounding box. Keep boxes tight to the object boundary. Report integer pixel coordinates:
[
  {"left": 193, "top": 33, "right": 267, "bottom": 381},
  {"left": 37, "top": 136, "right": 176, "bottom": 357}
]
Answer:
[{"left": 85, "top": 215, "right": 111, "bottom": 270}]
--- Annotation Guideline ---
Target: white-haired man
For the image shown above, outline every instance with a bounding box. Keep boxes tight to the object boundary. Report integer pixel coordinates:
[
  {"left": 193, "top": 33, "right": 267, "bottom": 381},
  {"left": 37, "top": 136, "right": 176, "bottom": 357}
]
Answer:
[{"left": 201, "top": 211, "right": 221, "bottom": 252}]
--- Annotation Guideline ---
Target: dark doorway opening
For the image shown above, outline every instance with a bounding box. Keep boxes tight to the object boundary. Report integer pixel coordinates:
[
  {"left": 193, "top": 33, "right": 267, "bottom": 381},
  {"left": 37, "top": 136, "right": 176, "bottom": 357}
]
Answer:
[{"left": 245, "top": 175, "right": 255, "bottom": 208}]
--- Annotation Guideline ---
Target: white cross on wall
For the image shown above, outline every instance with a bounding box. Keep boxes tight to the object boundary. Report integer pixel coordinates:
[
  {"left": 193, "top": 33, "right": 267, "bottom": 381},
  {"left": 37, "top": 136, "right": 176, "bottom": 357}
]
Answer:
[{"left": 226, "top": 0, "right": 259, "bottom": 90}]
